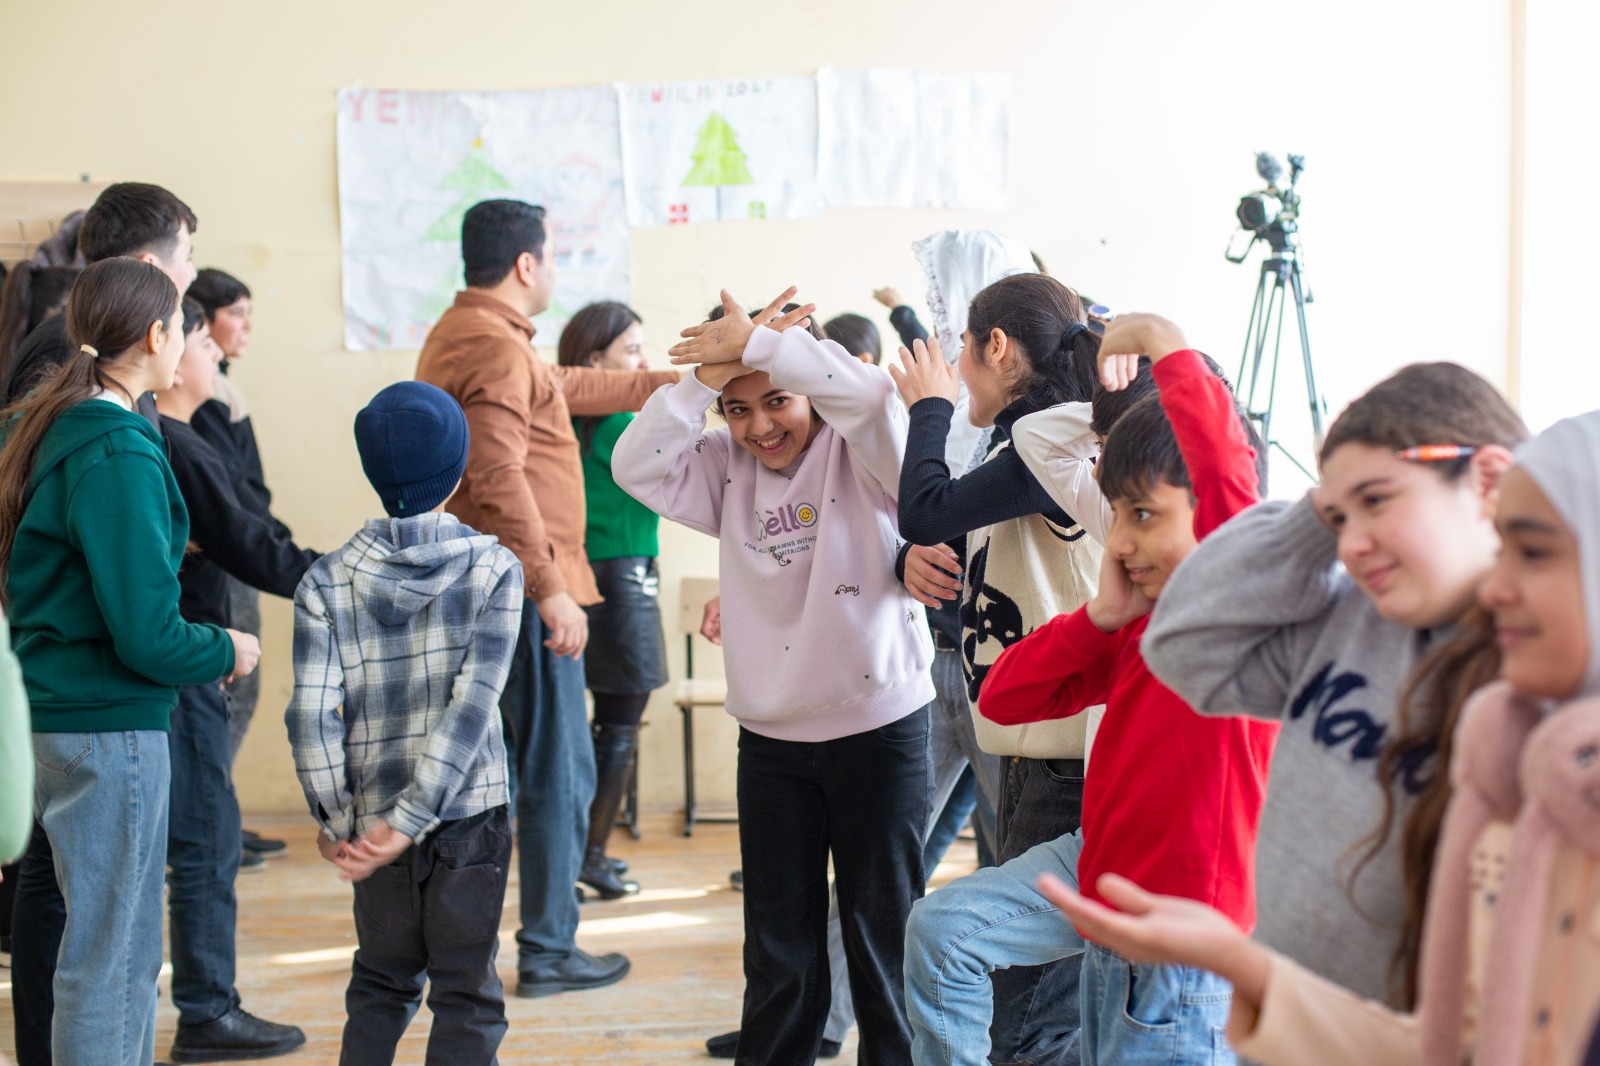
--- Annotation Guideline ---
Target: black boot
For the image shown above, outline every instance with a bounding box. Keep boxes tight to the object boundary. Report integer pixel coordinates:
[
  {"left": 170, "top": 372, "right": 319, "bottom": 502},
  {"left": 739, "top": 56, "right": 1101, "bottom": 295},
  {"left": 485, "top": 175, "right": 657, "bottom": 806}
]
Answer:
[{"left": 580, "top": 721, "right": 640, "bottom": 900}]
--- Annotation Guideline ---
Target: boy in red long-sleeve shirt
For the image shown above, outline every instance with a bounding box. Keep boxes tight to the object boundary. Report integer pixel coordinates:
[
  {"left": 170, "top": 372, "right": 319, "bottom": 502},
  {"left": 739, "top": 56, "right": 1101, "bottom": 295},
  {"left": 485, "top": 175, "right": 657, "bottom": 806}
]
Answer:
[{"left": 903, "top": 314, "right": 1279, "bottom": 1066}]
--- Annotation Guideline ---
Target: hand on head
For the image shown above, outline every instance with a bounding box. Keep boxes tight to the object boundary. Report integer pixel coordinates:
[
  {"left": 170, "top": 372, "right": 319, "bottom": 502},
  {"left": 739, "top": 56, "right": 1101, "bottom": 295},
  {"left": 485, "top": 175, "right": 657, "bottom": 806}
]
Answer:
[
  {"left": 669, "top": 287, "right": 817, "bottom": 367},
  {"left": 888, "top": 337, "right": 959, "bottom": 409},
  {"left": 1096, "top": 313, "right": 1189, "bottom": 392}
]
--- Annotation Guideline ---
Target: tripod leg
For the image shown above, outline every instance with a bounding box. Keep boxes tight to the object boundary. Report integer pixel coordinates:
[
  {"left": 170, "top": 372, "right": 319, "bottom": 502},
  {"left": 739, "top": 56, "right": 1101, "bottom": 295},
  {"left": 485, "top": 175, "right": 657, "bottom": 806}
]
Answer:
[
  {"left": 1261, "top": 264, "right": 1292, "bottom": 454},
  {"left": 1239, "top": 267, "right": 1274, "bottom": 423},
  {"left": 1290, "top": 264, "right": 1325, "bottom": 449}
]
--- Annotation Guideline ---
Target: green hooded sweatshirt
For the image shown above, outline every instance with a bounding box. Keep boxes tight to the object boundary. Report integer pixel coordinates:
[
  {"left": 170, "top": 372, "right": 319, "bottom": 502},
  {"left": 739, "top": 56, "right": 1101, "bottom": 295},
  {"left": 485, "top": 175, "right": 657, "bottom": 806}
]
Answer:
[{"left": 6, "top": 399, "right": 234, "bottom": 733}]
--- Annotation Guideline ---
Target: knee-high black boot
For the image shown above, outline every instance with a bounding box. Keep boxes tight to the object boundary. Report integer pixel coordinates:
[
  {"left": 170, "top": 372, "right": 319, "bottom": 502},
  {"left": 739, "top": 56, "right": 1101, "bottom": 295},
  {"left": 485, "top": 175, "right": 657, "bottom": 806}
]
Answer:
[{"left": 580, "top": 722, "right": 641, "bottom": 899}]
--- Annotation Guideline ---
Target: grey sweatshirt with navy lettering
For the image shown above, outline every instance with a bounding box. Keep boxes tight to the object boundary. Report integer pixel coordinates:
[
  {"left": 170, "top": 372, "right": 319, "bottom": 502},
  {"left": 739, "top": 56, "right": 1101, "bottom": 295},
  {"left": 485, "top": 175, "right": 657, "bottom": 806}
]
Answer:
[{"left": 1142, "top": 495, "right": 1448, "bottom": 1008}]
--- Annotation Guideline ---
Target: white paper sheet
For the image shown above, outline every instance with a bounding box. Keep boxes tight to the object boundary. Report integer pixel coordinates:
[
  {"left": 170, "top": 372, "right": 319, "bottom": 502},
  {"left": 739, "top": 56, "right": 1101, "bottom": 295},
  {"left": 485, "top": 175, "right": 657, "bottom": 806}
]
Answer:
[
  {"left": 817, "top": 69, "right": 1011, "bottom": 211},
  {"left": 618, "top": 77, "right": 821, "bottom": 227},
  {"left": 335, "top": 87, "right": 628, "bottom": 351}
]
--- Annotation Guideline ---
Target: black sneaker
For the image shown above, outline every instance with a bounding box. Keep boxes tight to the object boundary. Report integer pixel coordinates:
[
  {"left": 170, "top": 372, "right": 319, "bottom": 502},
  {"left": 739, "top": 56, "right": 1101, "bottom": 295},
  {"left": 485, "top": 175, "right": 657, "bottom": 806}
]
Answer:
[
  {"left": 515, "top": 948, "right": 630, "bottom": 998},
  {"left": 241, "top": 829, "right": 287, "bottom": 856},
  {"left": 170, "top": 1006, "right": 305, "bottom": 1063},
  {"left": 238, "top": 849, "right": 266, "bottom": 873},
  {"left": 705, "top": 1030, "right": 841, "bottom": 1059},
  {"left": 729, "top": 869, "right": 743, "bottom": 891}
]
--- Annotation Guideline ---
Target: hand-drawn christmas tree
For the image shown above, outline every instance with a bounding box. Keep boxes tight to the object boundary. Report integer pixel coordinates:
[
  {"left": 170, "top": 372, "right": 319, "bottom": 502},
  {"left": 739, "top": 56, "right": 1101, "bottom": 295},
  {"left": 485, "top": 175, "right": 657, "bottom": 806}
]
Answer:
[
  {"left": 425, "top": 140, "right": 513, "bottom": 238},
  {"left": 683, "top": 112, "right": 754, "bottom": 188},
  {"left": 417, "top": 139, "right": 513, "bottom": 319}
]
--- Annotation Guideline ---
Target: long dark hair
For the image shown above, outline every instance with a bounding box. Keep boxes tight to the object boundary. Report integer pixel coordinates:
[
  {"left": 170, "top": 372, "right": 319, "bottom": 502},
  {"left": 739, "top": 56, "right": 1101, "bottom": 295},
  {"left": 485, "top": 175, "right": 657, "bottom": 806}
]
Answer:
[
  {"left": 0, "top": 257, "right": 178, "bottom": 594},
  {"left": 0, "top": 264, "right": 81, "bottom": 383},
  {"left": 559, "top": 301, "right": 643, "bottom": 454},
  {"left": 965, "top": 274, "right": 1099, "bottom": 411}
]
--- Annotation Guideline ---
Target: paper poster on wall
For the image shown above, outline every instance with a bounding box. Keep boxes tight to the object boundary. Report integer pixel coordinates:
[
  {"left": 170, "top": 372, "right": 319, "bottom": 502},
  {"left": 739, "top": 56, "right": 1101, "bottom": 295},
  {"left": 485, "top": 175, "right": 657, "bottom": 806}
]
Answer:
[
  {"left": 335, "top": 87, "right": 628, "bottom": 351},
  {"left": 817, "top": 69, "right": 1011, "bottom": 211},
  {"left": 618, "top": 77, "right": 820, "bottom": 227}
]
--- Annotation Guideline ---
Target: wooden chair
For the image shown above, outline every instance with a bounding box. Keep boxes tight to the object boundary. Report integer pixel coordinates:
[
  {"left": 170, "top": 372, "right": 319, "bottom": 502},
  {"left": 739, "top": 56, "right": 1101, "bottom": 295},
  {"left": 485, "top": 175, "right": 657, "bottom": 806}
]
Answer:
[{"left": 675, "top": 576, "right": 736, "bottom": 836}]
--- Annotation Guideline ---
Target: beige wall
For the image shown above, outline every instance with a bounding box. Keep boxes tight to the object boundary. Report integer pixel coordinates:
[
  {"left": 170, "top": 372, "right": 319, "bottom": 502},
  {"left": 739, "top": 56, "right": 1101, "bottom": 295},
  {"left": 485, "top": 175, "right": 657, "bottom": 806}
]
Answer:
[{"left": 0, "top": 0, "right": 1512, "bottom": 814}]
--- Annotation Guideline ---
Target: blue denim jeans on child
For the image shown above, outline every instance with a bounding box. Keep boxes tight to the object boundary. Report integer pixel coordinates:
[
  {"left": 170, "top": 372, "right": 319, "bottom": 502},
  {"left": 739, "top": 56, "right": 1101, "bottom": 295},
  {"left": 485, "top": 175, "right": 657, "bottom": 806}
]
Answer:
[
  {"left": 904, "top": 828, "right": 1235, "bottom": 1066},
  {"left": 29, "top": 729, "right": 170, "bottom": 1066},
  {"left": 504, "top": 600, "right": 595, "bottom": 969}
]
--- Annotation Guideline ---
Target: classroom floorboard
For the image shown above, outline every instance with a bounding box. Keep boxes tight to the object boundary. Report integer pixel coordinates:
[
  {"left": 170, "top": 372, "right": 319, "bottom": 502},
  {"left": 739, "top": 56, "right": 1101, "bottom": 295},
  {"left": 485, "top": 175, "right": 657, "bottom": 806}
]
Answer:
[{"left": 0, "top": 810, "right": 979, "bottom": 1065}]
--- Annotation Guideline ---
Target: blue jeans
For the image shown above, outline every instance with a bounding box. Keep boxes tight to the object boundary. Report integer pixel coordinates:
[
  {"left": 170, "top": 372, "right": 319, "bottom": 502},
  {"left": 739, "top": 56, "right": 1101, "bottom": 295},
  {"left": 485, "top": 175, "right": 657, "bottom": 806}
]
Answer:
[
  {"left": 904, "top": 829, "right": 1231, "bottom": 1066},
  {"left": 1078, "top": 944, "right": 1234, "bottom": 1066},
  {"left": 168, "top": 681, "right": 244, "bottom": 1024},
  {"left": 504, "top": 600, "right": 594, "bottom": 967},
  {"left": 28, "top": 730, "right": 170, "bottom": 1066}
]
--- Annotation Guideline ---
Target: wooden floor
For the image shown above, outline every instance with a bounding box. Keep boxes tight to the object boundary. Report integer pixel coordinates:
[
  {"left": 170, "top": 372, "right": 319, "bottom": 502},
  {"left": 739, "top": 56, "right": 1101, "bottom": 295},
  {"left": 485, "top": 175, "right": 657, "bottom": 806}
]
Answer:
[{"left": 0, "top": 811, "right": 978, "bottom": 1065}]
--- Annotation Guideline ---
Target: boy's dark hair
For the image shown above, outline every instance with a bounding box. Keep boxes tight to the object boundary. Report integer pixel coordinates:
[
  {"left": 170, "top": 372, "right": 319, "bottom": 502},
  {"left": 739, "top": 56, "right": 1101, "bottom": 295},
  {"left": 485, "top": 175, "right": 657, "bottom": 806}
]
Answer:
[
  {"left": 1319, "top": 362, "right": 1526, "bottom": 476},
  {"left": 77, "top": 183, "right": 198, "bottom": 264},
  {"left": 181, "top": 297, "right": 206, "bottom": 338},
  {"left": 1090, "top": 351, "right": 1234, "bottom": 439},
  {"left": 187, "top": 268, "right": 251, "bottom": 318},
  {"left": 822, "top": 313, "right": 882, "bottom": 364},
  {"left": 966, "top": 274, "right": 1099, "bottom": 410},
  {"left": 557, "top": 301, "right": 642, "bottom": 368},
  {"left": 1098, "top": 390, "right": 1267, "bottom": 504},
  {"left": 462, "top": 200, "right": 546, "bottom": 288},
  {"left": 706, "top": 301, "right": 826, "bottom": 416}
]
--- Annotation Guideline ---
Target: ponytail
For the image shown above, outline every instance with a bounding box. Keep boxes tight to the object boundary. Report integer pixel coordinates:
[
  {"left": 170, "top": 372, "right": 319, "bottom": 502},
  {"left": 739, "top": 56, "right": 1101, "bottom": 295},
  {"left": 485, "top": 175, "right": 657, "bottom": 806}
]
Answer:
[
  {"left": 967, "top": 273, "right": 1100, "bottom": 411},
  {"left": 0, "top": 257, "right": 177, "bottom": 598}
]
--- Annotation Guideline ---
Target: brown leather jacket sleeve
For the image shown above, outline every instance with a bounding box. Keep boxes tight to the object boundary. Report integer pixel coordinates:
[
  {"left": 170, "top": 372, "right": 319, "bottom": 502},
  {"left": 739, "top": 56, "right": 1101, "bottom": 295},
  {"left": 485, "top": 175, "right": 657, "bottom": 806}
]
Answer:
[
  {"left": 553, "top": 366, "right": 680, "bottom": 417},
  {"left": 457, "top": 342, "right": 565, "bottom": 600}
]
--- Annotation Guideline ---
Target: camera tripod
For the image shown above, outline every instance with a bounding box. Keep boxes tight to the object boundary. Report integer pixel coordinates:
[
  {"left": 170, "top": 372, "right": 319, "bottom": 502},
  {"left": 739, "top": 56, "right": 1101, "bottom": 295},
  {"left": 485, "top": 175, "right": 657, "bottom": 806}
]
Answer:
[{"left": 1236, "top": 243, "right": 1326, "bottom": 480}]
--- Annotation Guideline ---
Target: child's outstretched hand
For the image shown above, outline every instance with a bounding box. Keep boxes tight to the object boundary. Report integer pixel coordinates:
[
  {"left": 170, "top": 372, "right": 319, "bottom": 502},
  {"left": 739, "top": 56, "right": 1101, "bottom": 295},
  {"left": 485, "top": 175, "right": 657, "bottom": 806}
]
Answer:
[
  {"left": 669, "top": 288, "right": 817, "bottom": 366},
  {"left": 903, "top": 543, "right": 963, "bottom": 608},
  {"left": 1036, "top": 871, "right": 1270, "bottom": 1009},
  {"left": 1086, "top": 545, "right": 1154, "bottom": 633},
  {"left": 1096, "top": 313, "right": 1190, "bottom": 392},
  {"left": 889, "top": 338, "right": 959, "bottom": 408}
]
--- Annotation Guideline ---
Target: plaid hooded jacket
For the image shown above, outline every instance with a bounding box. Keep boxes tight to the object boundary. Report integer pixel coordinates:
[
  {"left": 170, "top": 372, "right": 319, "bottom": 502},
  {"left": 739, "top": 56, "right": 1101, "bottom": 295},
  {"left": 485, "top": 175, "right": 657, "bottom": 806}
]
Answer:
[{"left": 286, "top": 511, "right": 522, "bottom": 842}]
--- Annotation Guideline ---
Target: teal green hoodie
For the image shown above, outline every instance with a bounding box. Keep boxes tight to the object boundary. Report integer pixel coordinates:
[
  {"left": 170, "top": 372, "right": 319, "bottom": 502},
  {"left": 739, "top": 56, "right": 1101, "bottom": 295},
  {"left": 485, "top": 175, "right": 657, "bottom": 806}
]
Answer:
[{"left": 6, "top": 399, "right": 234, "bottom": 733}]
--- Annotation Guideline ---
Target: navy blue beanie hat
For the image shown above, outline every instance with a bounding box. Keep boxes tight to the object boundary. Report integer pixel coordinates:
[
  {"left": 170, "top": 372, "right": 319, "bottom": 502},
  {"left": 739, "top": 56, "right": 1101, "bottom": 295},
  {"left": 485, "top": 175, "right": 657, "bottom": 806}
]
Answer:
[{"left": 354, "top": 381, "right": 469, "bottom": 517}]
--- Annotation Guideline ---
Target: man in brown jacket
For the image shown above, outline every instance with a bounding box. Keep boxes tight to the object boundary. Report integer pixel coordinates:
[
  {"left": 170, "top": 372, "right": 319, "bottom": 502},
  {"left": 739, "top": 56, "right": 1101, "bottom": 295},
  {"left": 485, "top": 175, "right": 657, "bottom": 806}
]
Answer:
[{"left": 416, "top": 200, "right": 677, "bottom": 998}]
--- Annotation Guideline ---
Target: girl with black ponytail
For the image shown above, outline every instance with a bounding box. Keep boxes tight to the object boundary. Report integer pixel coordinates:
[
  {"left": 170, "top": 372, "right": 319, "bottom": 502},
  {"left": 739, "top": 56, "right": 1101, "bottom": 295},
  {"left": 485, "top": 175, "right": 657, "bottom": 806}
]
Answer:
[{"left": 891, "top": 270, "right": 1106, "bottom": 1065}]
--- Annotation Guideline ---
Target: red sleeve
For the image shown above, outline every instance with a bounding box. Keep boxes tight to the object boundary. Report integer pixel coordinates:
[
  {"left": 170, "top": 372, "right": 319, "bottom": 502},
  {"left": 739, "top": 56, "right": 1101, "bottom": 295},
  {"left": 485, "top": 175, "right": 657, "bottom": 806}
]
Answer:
[
  {"left": 979, "top": 608, "right": 1121, "bottom": 725},
  {"left": 1153, "top": 350, "right": 1262, "bottom": 539}
]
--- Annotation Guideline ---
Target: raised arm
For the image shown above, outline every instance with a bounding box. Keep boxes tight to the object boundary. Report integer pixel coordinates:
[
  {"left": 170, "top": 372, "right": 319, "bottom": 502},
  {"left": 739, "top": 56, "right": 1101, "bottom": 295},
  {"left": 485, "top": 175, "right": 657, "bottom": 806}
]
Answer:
[
  {"left": 978, "top": 608, "right": 1118, "bottom": 725},
  {"left": 1142, "top": 495, "right": 1345, "bottom": 721},
  {"left": 285, "top": 577, "right": 354, "bottom": 841},
  {"left": 742, "top": 325, "right": 909, "bottom": 497},
  {"left": 611, "top": 372, "right": 733, "bottom": 538},
  {"left": 1011, "top": 401, "right": 1110, "bottom": 545},
  {"left": 553, "top": 364, "right": 680, "bottom": 416},
  {"left": 385, "top": 551, "right": 523, "bottom": 841}
]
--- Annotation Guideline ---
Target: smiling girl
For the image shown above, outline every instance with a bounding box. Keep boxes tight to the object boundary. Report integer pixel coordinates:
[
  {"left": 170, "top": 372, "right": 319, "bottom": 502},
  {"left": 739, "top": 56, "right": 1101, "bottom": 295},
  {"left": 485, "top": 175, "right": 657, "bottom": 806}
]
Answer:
[
  {"left": 613, "top": 289, "right": 935, "bottom": 1065},
  {"left": 1043, "top": 409, "right": 1600, "bottom": 1066},
  {"left": 1142, "top": 363, "right": 1527, "bottom": 1010}
]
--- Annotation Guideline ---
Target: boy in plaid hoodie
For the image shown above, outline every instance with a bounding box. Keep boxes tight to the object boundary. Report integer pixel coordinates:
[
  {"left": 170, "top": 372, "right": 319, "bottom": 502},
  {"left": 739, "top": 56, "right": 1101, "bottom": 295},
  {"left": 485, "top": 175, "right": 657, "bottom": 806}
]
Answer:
[{"left": 286, "top": 381, "right": 523, "bottom": 1065}]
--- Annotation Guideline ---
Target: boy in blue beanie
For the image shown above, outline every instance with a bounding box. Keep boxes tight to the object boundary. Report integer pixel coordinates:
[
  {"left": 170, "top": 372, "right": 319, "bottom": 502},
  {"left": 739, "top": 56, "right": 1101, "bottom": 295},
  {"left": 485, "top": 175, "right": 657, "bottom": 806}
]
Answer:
[{"left": 286, "top": 380, "right": 524, "bottom": 1064}]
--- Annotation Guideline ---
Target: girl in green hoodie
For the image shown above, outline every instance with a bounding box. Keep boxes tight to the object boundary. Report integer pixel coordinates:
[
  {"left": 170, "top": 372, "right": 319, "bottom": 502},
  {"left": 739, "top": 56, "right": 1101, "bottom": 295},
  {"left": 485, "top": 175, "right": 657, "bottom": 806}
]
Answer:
[{"left": 0, "top": 256, "right": 260, "bottom": 1066}]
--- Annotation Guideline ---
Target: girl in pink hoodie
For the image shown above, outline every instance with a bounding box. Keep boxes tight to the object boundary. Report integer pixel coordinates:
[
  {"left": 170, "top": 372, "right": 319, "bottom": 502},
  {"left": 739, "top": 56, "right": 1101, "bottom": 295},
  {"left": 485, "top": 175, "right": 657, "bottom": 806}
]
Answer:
[{"left": 615, "top": 289, "right": 934, "bottom": 1066}]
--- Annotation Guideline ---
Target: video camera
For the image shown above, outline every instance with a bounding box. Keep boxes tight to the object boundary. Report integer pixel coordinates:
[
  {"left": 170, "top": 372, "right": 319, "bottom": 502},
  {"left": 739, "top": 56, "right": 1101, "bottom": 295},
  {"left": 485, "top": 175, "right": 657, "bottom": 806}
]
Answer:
[{"left": 1226, "top": 152, "right": 1305, "bottom": 262}]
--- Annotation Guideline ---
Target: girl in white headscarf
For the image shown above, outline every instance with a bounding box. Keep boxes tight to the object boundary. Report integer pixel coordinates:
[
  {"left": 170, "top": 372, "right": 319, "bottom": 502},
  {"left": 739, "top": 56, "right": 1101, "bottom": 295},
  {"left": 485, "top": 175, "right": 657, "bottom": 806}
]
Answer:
[{"left": 1040, "top": 409, "right": 1600, "bottom": 1066}]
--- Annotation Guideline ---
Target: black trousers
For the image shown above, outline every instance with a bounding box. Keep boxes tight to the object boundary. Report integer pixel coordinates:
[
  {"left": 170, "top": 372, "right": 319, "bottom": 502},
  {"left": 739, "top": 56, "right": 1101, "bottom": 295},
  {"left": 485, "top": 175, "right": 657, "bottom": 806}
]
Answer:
[
  {"left": 988, "top": 756, "right": 1087, "bottom": 1066},
  {"left": 736, "top": 707, "right": 931, "bottom": 1066},
  {"left": 341, "top": 806, "right": 513, "bottom": 1066},
  {"left": 9, "top": 823, "right": 59, "bottom": 1066}
]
